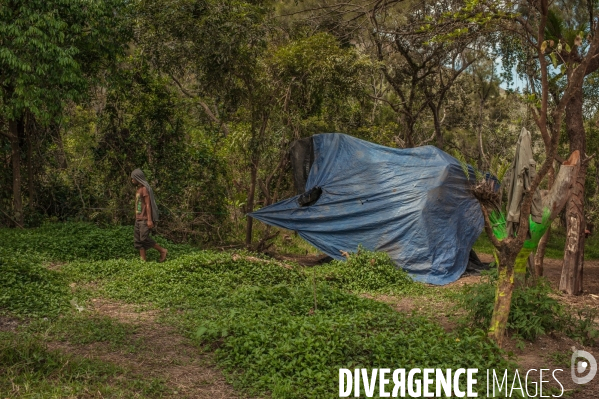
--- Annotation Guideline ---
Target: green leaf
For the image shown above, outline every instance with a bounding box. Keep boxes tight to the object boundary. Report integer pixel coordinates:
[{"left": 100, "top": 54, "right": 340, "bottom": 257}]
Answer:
[{"left": 550, "top": 52, "right": 558, "bottom": 68}]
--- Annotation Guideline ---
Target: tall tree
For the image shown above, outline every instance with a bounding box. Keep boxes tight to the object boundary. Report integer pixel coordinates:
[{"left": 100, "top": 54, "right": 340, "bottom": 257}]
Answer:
[
  {"left": 291, "top": 0, "right": 485, "bottom": 148},
  {"left": 439, "top": 0, "right": 592, "bottom": 345},
  {"left": 0, "top": 0, "right": 130, "bottom": 226}
]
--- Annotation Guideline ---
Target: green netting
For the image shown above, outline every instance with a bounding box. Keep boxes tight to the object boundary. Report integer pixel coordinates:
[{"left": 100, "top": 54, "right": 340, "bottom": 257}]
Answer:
[
  {"left": 489, "top": 211, "right": 507, "bottom": 240},
  {"left": 488, "top": 207, "right": 550, "bottom": 250},
  {"left": 524, "top": 207, "right": 551, "bottom": 249}
]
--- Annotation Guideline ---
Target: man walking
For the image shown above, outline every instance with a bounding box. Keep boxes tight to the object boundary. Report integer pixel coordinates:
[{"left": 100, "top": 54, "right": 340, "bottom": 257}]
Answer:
[{"left": 131, "top": 169, "right": 168, "bottom": 262}]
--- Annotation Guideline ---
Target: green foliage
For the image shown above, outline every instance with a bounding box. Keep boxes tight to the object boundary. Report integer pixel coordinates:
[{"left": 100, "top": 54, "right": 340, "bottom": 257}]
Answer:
[
  {"left": 455, "top": 267, "right": 599, "bottom": 345},
  {"left": 0, "top": 0, "right": 131, "bottom": 122},
  {"left": 316, "top": 248, "right": 426, "bottom": 295},
  {"left": 47, "top": 313, "right": 139, "bottom": 347},
  {"left": 0, "top": 222, "right": 195, "bottom": 262},
  {"left": 560, "top": 307, "right": 599, "bottom": 346},
  {"left": 0, "top": 223, "right": 515, "bottom": 398},
  {"left": 271, "top": 32, "right": 371, "bottom": 121},
  {"left": 489, "top": 211, "right": 507, "bottom": 241},
  {"left": 79, "top": 252, "right": 508, "bottom": 398},
  {"left": 0, "top": 331, "right": 169, "bottom": 397},
  {"left": 0, "top": 250, "right": 70, "bottom": 318},
  {"left": 455, "top": 269, "right": 562, "bottom": 341},
  {"left": 489, "top": 154, "right": 511, "bottom": 183}
]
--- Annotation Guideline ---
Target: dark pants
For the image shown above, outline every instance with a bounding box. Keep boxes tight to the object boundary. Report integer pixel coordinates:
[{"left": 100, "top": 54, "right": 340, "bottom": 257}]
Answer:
[{"left": 134, "top": 219, "right": 156, "bottom": 250}]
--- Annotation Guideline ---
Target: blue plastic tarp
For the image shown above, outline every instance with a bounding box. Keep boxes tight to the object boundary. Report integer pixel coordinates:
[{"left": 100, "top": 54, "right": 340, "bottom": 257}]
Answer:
[{"left": 250, "top": 133, "right": 484, "bottom": 285}]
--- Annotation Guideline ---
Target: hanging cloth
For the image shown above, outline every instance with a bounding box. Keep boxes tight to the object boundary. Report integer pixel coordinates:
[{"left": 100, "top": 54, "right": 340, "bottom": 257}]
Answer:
[{"left": 504, "top": 128, "right": 543, "bottom": 236}]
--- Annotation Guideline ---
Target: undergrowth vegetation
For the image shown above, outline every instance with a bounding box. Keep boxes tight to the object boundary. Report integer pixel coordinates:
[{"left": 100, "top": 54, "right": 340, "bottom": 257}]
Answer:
[
  {"left": 315, "top": 248, "right": 426, "bottom": 295},
  {"left": 454, "top": 268, "right": 599, "bottom": 346},
  {"left": 0, "top": 250, "right": 70, "bottom": 318},
  {"left": 4, "top": 223, "right": 594, "bottom": 398}
]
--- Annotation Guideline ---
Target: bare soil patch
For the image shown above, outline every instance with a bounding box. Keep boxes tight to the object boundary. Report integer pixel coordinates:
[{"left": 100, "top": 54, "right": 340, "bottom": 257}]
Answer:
[
  {"left": 501, "top": 334, "right": 599, "bottom": 398},
  {"left": 0, "top": 315, "right": 21, "bottom": 332}
]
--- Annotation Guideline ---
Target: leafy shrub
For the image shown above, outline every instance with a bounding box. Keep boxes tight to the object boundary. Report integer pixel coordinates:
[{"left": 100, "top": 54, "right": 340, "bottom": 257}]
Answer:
[
  {"left": 455, "top": 267, "right": 599, "bottom": 345},
  {"left": 561, "top": 307, "right": 599, "bottom": 346},
  {"left": 454, "top": 268, "right": 563, "bottom": 341},
  {"left": 317, "top": 248, "right": 425, "bottom": 295}
]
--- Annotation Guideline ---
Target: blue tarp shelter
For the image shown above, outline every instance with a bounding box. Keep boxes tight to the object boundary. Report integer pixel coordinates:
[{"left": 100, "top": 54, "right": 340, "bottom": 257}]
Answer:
[{"left": 250, "top": 133, "right": 484, "bottom": 285}]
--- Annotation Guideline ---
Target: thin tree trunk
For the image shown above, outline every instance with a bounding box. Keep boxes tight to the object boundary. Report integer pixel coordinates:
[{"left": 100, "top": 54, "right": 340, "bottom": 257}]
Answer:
[
  {"left": 404, "top": 119, "right": 415, "bottom": 148},
  {"left": 9, "top": 119, "right": 23, "bottom": 227},
  {"left": 560, "top": 89, "right": 586, "bottom": 295},
  {"left": 534, "top": 229, "right": 551, "bottom": 276},
  {"left": 429, "top": 104, "right": 444, "bottom": 149},
  {"left": 488, "top": 250, "right": 517, "bottom": 346},
  {"left": 533, "top": 164, "right": 555, "bottom": 277},
  {"left": 27, "top": 119, "right": 35, "bottom": 210},
  {"left": 245, "top": 160, "right": 258, "bottom": 248},
  {"left": 477, "top": 98, "right": 486, "bottom": 170}
]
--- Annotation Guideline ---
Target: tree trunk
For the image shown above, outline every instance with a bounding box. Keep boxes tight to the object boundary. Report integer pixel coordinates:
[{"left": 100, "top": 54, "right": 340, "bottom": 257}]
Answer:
[
  {"left": 245, "top": 160, "right": 258, "bottom": 248},
  {"left": 533, "top": 165, "right": 555, "bottom": 277},
  {"left": 488, "top": 249, "right": 518, "bottom": 347},
  {"left": 27, "top": 119, "right": 35, "bottom": 210},
  {"left": 429, "top": 104, "right": 444, "bottom": 149},
  {"left": 534, "top": 229, "right": 550, "bottom": 277},
  {"left": 9, "top": 119, "right": 23, "bottom": 227},
  {"left": 560, "top": 166, "right": 586, "bottom": 294},
  {"left": 560, "top": 89, "right": 586, "bottom": 295},
  {"left": 404, "top": 119, "right": 415, "bottom": 148},
  {"left": 489, "top": 150, "right": 580, "bottom": 344},
  {"left": 477, "top": 98, "right": 486, "bottom": 170}
]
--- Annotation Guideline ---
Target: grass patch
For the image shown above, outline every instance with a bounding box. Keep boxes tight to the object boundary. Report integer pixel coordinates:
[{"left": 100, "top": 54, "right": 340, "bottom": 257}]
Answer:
[
  {"left": 0, "top": 250, "right": 70, "bottom": 318},
  {"left": 42, "top": 313, "right": 140, "bottom": 348},
  {"left": 0, "top": 331, "right": 169, "bottom": 398},
  {"left": 0, "top": 222, "right": 193, "bottom": 262}
]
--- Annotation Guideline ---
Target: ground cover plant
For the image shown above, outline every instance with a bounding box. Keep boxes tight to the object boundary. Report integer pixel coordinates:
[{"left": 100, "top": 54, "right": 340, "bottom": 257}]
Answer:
[{"left": 0, "top": 223, "right": 522, "bottom": 398}]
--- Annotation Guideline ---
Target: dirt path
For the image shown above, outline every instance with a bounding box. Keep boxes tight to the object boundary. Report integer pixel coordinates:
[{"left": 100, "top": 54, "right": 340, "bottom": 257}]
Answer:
[
  {"left": 48, "top": 299, "right": 245, "bottom": 399},
  {"left": 477, "top": 253, "right": 599, "bottom": 307}
]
